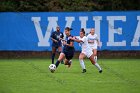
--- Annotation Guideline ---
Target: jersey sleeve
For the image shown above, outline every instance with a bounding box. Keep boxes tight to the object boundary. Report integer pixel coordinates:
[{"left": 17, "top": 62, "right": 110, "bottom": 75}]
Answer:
[
  {"left": 95, "top": 34, "right": 98, "bottom": 40},
  {"left": 51, "top": 32, "right": 54, "bottom": 38},
  {"left": 61, "top": 32, "right": 64, "bottom": 38},
  {"left": 70, "top": 36, "right": 74, "bottom": 42},
  {"left": 80, "top": 36, "right": 86, "bottom": 43}
]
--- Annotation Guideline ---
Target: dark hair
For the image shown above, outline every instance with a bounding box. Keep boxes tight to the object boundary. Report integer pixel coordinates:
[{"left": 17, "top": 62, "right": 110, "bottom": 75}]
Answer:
[
  {"left": 65, "top": 27, "right": 73, "bottom": 31},
  {"left": 80, "top": 28, "right": 85, "bottom": 35}
]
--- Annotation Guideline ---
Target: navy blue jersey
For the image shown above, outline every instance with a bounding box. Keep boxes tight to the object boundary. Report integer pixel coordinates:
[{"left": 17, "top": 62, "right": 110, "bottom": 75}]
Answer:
[
  {"left": 62, "top": 35, "right": 75, "bottom": 60},
  {"left": 63, "top": 35, "right": 75, "bottom": 52},
  {"left": 51, "top": 31, "right": 64, "bottom": 47}
]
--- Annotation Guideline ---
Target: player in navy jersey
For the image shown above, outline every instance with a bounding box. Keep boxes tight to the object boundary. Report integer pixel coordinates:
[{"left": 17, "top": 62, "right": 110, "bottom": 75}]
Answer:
[
  {"left": 50, "top": 26, "right": 64, "bottom": 64},
  {"left": 52, "top": 27, "right": 75, "bottom": 72}
]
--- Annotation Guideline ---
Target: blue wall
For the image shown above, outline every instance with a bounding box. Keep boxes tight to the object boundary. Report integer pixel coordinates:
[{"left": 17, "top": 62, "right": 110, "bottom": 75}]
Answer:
[{"left": 0, "top": 11, "right": 140, "bottom": 51}]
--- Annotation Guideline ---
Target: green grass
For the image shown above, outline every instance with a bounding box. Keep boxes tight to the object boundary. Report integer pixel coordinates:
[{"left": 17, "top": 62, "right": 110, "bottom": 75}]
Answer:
[{"left": 0, "top": 59, "right": 140, "bottom": 93}]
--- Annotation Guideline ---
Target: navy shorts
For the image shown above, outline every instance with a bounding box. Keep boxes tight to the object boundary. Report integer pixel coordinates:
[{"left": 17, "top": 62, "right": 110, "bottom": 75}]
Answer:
[
  {"left": 52, "top": 43, "right": 62, "bottom": 49},
  {"left": 63, "top": 50, "right": 74, "bottom": 60}
]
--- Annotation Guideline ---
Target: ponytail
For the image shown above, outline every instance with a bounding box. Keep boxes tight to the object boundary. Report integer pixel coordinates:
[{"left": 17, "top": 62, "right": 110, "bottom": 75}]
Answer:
[{"left": 80, "top": 28, "right": 85, "bottom": 35}]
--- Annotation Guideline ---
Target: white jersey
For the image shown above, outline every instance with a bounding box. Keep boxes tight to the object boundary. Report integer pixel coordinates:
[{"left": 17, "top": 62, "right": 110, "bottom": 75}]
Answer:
[
  {"left": 78, "top": 36, "right": 93, "bottom": 58},
  {"left": 87, "top": 34, "right": 98, "bottom": 49}
]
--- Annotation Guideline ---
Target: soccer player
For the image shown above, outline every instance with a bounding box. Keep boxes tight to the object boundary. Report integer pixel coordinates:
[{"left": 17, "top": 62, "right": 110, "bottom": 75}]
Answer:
[
  {"left": 50, "top": 26, "right": 64, "bottom": 64},
  {"left": 87, "top": 28, "right": 100, "bottom": 63},
  {"left": 70, "top": 28, "right": 102, "bottom": 73},
  {"left": 54, "top": 27, "right": 75, "bottom": 71}
]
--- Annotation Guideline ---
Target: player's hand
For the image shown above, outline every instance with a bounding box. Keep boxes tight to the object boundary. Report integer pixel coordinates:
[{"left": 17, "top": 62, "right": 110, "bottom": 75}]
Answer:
[
  {"left": 98, "top": 42, "right": 101, "bottom": 49},
  {"left": 59, "top": 38, "right": 63, "bottom": 40},
  {"left": 63, "top": 41, "right": 67, "bottom": 45},
  {"left": 69, "top": 37, "right": 75, "bottom": 40},
  {"left": 54, "top": 40, "right": 58, "bottom": 43}
]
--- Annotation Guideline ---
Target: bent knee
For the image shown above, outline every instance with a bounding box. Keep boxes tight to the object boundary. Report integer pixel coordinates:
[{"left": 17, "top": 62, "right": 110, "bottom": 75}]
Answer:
[{"left": 79, "top": 56, "right": 83, "bottom": 60}]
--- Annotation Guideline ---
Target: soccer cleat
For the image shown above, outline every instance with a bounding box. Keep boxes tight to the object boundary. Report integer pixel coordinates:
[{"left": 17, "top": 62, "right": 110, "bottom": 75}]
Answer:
[
  {"left": 99, "top": 70, "right": 102, "bottom": 73},
  {"left": 82, "top": 69, "right": 86, "bottom": 73},
  {"left": 68, "top": 60, "right": 72, "bottom": 68}
]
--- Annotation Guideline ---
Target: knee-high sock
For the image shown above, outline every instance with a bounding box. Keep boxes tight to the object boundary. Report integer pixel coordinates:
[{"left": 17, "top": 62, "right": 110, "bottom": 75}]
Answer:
[
  {"left": 94, "top": 63, "right": 102, "bottom": 71},
  {"left": 55, "top": 60, "right": 60, "bottom": 68},
  {"left": 51, "top": 53, "right": 55, "bottom": 64},
  {"left": 79, "top": 59, "right": 86, "bottom": 69},
  {"left": 94, "top": 56, "right": 97, "bottom": 63}
]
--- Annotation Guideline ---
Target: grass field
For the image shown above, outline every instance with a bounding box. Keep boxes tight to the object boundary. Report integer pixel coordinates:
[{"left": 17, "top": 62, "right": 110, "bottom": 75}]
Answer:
[{"left": 0, "top": 58, "right": 140, "bottom": 93}]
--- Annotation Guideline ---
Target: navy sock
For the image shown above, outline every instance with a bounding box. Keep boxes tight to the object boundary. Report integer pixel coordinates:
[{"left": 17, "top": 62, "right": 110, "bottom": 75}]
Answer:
[
  {"left": 51, "top": 53, "right": 55, "bottom": 64},
  {"left": 55, "top": 60, "right": 60, "bottom": 68}
]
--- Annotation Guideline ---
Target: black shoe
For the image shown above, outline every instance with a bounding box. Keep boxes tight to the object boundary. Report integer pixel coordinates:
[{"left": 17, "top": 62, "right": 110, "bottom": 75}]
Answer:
[
  {"left": 99, "top": 70, "right": 102, "bottom": 73},
  {"left": 82, "top": 69, "right": 86, "bottom": 73}
]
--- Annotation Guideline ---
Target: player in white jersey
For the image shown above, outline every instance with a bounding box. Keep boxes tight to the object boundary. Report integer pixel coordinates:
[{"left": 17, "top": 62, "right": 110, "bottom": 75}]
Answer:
[
  {"left": 70, "top": 28, "right": 102, "bottom": 73},
  {"left": 87, "top": 28, "right": 100, "bottom": 63}
]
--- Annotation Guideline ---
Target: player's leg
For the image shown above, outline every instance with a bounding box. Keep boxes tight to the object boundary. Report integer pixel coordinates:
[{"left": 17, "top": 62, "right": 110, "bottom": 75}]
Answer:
[
  {"left": 64, "top": 58, "right": 69, "bottom": 65},
  {"left": 64, "top": 54, "right": 73, "bottom": 68},
  {"left": 58, "top": 46, "right": 64, "bottom": 64},
  {"left": 51, "top": 47, "right": 56, "bottom": 64},
  {"left": 63, "top": 50, "right": 74, "bottom": 68},
  {"left": 67, "top": 60, "right": 72, "bottom": 68},
  {"left": 58, "top": 46, "right": 62, "bottom": 54},
  {"left": 55, "top": 53, "right": 65, "bottom": 68},
  {"left": 64, "top": 59, "right": 72, "bottom": 67},
  {"left": 89, "top": 54, "right": 102, "bottom": 73},
  {"left": 93, "top": 49, "right": 98, "bottom": 63},
  {"left": 79, "top": 53, "right": 86, "bottom": 73}
]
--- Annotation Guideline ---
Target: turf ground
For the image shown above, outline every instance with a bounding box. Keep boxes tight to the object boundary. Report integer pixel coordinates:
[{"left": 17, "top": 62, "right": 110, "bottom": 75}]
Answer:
[{"left": 0, "top": 59, "right": 140, "bottom": 93}]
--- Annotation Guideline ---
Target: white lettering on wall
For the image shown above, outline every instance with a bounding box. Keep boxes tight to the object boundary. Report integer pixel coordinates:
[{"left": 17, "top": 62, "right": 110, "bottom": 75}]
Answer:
[
  {"left": 31, "top": 17, "right": 58, "bottom": 46},
  {"left": 107, "top": 16, "right": 126, "bottom": 46},
  {"left": 131, "top": 16, "right": 140, "bottom": 46},
  {"left": 93, "top": 16, "right": 102, "bottom": 46}
]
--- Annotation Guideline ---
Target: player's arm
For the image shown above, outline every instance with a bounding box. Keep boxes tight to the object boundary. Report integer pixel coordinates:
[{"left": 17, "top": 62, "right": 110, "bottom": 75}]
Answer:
[
  {"left": 51, "top": 38, "right": 58, "bottom": 43},
  {"left": 65, "top": 41, "right": 74, "bottom": 47},
  {"left": 96, "top": 36, "right": 101, "bottom": 48},
  {"left": 70, "top": 37, "right": 84, "bottom": 43},
  {"left": 50, "top": 32, "right": 58, "bottom": 42},
  {"left": 59, "top": 32, "right": 64, "bottom": 40},
  {"left": 97, "top": 38, "right": 99, "bottom": 46},
  {"left": 97, "top": 38, "right": 101, "bottom": 48},
  {"left": 95, "top": 35, "right": 100, "bottom": 46},
  {"left": 63, "top": 39, "right": 74, "bottom": 47}
]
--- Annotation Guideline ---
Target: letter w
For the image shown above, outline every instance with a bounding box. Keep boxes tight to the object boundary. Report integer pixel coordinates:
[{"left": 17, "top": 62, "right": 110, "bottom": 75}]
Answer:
[{"left": 31, "top": 17, "right": 58, "bottom": 46}]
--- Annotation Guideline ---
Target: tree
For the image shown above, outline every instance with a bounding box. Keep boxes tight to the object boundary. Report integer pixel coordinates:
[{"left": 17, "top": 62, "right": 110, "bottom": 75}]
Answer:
[{"left": 0, "top": 0, "right": 139, "bottom": 12}]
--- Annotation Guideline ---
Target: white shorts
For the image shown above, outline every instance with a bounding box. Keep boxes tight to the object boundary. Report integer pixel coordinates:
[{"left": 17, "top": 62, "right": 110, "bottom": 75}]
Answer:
[
  {"left": 90, "top": 46, "right": 97, "bottom": 50},
  {"left": 82, "top": 50, "right": 93, "bottom": 58}
]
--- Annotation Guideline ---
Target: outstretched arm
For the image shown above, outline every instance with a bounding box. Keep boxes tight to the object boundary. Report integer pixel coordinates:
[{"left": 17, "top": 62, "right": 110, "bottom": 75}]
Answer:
[
  {"left": 70, "top": 37, "right": 83, "bottom": 43},
  {"left": 62, "top": 39, "right": 74, "bottom": 47}
]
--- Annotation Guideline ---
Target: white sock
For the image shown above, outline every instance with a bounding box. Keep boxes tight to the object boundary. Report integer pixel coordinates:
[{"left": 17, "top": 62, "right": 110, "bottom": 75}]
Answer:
[
  {"left": 68, "top": 60, "right": 72, "bottom": 63},
  {"left": 94, "top": 63, "right": 102, "bottom": 71},
  {"left": 79, "top": 59, "right": 86, "bottom": 69},
  {"left": 94, "top": 56, "right": 97, "bottom": 63}
]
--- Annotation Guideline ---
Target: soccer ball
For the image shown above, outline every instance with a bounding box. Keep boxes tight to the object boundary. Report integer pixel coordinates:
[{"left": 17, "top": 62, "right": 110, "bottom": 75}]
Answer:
[{"left": 49, "top": 64, "right": 56, "bottom": 73}]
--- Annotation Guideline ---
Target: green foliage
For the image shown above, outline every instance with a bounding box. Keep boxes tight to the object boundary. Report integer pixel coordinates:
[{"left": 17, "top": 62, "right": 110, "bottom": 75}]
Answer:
[{"left": 0, "top": 0, "right": 139, "bottom": 11}]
